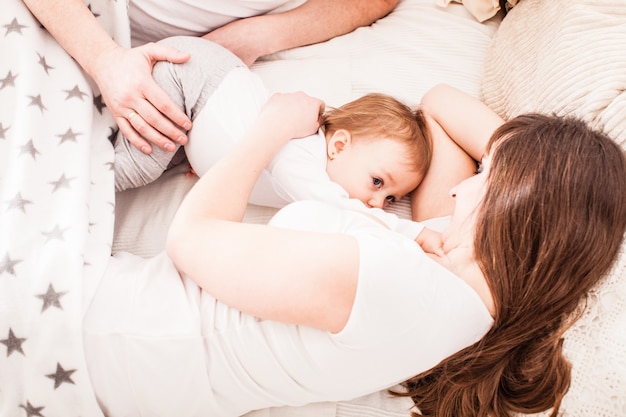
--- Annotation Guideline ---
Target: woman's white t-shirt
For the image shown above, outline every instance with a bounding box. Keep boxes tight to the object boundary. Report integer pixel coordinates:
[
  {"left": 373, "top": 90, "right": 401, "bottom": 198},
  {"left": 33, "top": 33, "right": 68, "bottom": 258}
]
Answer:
[{"left": 83, "top": 201, "right": 493, "bottom": 417}]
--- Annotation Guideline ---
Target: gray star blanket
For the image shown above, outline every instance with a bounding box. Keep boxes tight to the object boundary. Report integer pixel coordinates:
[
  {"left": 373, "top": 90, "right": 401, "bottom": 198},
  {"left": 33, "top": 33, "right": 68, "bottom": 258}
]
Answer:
[{"left": 0, "top": 1, "right": 130, "bottom": 415}]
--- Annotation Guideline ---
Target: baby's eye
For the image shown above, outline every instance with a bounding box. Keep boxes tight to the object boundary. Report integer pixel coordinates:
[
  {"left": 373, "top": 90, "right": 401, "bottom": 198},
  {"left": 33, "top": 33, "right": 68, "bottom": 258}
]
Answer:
[
  {"left": 385, "top": 195, "right": 396, "bottom": 203},
  {"left": 372, "top": 177, "right": 383, "bottom": 188},
  {"left": 474, "top": 162, "right": 483, "bottom": 175}
]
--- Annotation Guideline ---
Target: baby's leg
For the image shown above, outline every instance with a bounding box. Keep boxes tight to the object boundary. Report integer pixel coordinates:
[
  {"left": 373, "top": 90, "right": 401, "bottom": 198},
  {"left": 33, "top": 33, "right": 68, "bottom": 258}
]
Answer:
[{"left": 114, "top": 36, "right": 245, "bottom": 191}]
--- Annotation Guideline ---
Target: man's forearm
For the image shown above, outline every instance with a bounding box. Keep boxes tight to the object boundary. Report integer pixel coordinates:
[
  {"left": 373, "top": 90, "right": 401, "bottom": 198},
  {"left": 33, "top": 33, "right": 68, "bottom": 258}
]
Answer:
[
  {"left": 21, "top": 0, "right": 118, "bottom": 77},
  {"left": 262, "top": 0, "right": 399, "bottom": 54}
]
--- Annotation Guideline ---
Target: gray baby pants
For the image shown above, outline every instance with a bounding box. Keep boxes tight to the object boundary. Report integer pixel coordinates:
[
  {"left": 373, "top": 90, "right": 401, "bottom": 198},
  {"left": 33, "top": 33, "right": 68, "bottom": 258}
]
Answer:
[{"left": 113, "top": 36, "right": 245, "bottom": 191}]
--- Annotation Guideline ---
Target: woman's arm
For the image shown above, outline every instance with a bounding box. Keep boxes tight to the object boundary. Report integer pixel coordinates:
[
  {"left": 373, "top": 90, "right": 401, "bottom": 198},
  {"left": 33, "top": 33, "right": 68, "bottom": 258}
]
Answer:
[
  {"left": 22, "top": 0, "right": 193, "bottom": 154},
  {"left": 167, "top": 93, "right": 358, "bottom": 334},
  {"left": 204, "top": 0, "right": 399, "bottom": 66},
  {"left": 411, "top": 84, "right": 505, "bottom": 221}
]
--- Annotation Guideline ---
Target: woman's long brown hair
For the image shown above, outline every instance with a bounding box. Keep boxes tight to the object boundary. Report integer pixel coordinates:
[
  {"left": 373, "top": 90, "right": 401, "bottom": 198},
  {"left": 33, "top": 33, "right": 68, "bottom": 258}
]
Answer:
[{"left": 395, "top": 114, "right": 626, "bottom": 416}]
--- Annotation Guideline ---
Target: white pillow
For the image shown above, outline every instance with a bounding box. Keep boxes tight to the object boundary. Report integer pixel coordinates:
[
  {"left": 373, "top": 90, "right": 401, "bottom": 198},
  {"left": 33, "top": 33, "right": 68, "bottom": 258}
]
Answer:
[{"left": 481, "top": 0, "right": 626, "bottom": 149}]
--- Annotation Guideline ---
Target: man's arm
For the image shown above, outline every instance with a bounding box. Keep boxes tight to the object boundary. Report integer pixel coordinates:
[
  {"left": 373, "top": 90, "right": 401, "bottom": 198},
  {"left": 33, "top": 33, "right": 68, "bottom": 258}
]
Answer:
[
  {"left": 22, "top": 0, "right": 193, "bottom": 154},
  {"left": 204, "top": 0, "right": 399, "bottom": 66},
  {"left": 21, "top": 0, "right": 119, "bottom": 76}
]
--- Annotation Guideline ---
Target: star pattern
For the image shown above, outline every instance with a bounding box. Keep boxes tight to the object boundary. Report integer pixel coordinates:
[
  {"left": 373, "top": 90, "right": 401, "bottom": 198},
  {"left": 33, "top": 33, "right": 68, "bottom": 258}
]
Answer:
[
  {"left": 36, "top": 284, "right": 67, "bottom": 312},
  {"left": 64, "top": 85, "right": 88, "bottom": 101},
  {"left": 19, "top": 401, "right": 45, "bottom": 417},
  {"left": 42, "top": 225, "right": 69, "bottom": 243},
  {"left": 19, "top": 139, "right": 40, "bottom": 159},
  {"left": 0, "top": 123, "right": 9, "bottom": 139},
  {"left": 46, "top": 362, "right": 76, "bottom": 389},
  {"left": 57, "top": 128, "right": 81, "bottom": 144},
  {"left": 6, "top": 192, "right": 33, "bottom": 213},
  {"left": 37, "top": 53, "right": 54, "bottom": 74},
  {"left": 0, "top": 329, "right": 26, "bottom": 357},
  {"left": 4, "top": 18, "right": 27, "bottom": 36},
  {"left": 0, "top": 71, "right": 18, "bottom": 90},
  {"left": 94, "top": 94, "right": 106, "bottom": 113},
  {"left": 49, "top": 173, "right": 75, "bottom": 192},
  {"left": 28, "top": 94, "right": 47, "bottom": 113},
  {"left": 108, "top": 127, "right": 118, "bottom": 144},
  {"left": 0, "top": 253, "right": 22, "bottom": 276},
  {"left": 2, "top": 1, "right": 118, "bottom": 416}
]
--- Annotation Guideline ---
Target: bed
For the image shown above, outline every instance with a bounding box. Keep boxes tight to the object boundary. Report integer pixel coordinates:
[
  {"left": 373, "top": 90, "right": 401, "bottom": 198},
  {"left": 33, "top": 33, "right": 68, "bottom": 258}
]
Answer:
[{"left": 1, "top": 0, "right": 624, "bottom": 416}]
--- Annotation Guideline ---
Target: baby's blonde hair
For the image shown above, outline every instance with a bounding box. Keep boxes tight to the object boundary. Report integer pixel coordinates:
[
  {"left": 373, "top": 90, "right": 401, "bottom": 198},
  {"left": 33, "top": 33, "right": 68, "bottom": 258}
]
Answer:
[{"left": 321, "top": 93, "right": 432, "bottom": 179}]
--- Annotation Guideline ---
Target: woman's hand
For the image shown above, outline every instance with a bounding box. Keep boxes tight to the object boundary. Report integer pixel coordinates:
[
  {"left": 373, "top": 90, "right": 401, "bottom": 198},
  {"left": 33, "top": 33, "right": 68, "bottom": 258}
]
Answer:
[
  {"left": 258, "top": 92, "right": 325, "bottom": 143},
  {"left": 90, "top": 43, "right": 193, "bottom": 154}
]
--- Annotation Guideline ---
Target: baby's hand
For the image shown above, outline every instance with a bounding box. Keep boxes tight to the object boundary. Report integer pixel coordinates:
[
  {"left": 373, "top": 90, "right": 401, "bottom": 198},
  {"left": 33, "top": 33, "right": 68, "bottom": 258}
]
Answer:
[{"left": 415, "top": 227, "right": 444, "bottom": 257}]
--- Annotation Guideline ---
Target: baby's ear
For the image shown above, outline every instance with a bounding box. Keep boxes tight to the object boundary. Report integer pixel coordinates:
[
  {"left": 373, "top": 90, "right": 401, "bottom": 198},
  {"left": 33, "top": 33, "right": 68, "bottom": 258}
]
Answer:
[{"left": 327, "top": 129, "right": 352, "bottom": 159}]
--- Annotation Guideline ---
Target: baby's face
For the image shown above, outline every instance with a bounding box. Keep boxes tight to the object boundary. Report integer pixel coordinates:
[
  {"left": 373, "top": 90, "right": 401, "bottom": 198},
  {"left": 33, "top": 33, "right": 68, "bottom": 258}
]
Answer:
[{"left": 326, "top": 138, "right": 422, "bottom": 209}]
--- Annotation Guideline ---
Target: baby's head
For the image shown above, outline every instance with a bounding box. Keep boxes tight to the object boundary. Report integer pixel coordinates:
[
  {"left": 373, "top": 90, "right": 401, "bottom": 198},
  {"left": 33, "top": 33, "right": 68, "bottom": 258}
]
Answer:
[{"left": 321, "top": 93, "right": 431, "bottom": 209}]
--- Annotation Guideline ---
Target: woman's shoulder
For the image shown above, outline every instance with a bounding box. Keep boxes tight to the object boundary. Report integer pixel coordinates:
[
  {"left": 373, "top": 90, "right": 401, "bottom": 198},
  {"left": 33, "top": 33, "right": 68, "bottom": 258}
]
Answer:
[{"left": 329, "top": 211, "right": 494, "bottom": 378}]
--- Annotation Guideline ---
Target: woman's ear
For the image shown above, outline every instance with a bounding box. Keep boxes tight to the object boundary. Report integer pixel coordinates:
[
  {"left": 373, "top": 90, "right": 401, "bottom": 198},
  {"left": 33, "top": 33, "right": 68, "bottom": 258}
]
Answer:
[{"left": 327, "top": 129, "right": 352, "bottom": 160}]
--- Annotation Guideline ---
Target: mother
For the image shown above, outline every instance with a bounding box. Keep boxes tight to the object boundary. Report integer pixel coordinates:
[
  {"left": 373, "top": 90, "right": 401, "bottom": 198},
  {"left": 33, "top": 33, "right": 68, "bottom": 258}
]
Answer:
[{"left": 83, "top": 85, "right": 626, "bottom": 417}]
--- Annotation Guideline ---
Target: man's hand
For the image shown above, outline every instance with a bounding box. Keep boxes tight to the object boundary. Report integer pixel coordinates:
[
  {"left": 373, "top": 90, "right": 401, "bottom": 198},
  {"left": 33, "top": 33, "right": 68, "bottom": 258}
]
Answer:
[{"left": 91, "top": 43, "right": 193, "bottom": 154}]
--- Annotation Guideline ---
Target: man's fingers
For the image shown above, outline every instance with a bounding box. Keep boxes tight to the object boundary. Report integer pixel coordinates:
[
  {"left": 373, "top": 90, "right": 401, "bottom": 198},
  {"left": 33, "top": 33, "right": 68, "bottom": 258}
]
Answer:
[
  {"left": 145, "top": 42, "right": 191, "bottom": 64},
  {"left": 141, "top": 82, "right": 191, "bottom": 142},
  {"left": 117, "top": 117, "right": 152, "bottom": 154},
  {"left": 133, "top": 98, "right": 188, "bottom": 147},
  {"left": 125, "top": 109, "right": 179, "bottom": 152}
]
